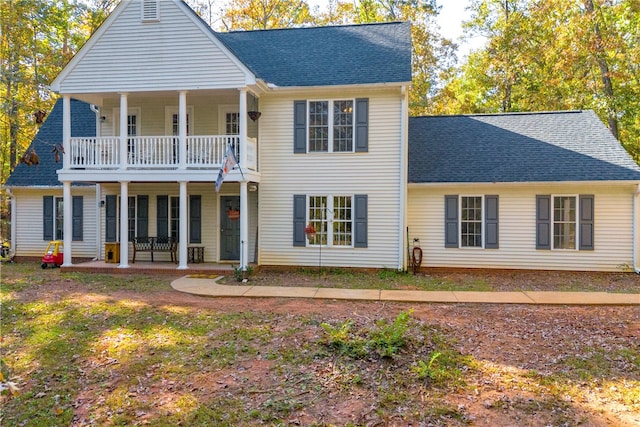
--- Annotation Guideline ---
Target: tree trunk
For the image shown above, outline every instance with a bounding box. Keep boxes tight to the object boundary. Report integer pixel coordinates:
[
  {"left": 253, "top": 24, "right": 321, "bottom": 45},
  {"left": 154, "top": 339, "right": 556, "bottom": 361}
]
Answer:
[{"left": 583, "top": 0, "right": 619, "bottom": 139}]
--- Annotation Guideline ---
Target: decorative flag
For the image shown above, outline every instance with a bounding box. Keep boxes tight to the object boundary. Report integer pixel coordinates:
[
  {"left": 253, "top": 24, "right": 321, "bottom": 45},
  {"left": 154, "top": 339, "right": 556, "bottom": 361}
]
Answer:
[{"left": 215, "top": 144, "right": 239, "bottom": 192}]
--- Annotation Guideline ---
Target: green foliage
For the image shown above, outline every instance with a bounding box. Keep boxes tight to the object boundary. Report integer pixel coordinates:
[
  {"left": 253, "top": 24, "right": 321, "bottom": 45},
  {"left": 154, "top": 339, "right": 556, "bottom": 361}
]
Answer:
[
  {"left": 429, "top": 0, "right": 640, "bottom": 161},
  {"left": 321, "top": 310, "right": 413, "bottom": 359},
  {"left": 233, "top": 264, "right": 254, "bottom": 282}
]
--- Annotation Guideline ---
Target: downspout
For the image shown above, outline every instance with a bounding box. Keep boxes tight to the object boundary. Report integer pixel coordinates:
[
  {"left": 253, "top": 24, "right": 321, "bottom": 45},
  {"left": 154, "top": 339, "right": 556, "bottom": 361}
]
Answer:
[
  {"left": 398, "top": 85, "right": 408, "bottom": 271},
  {"left": 634, "top": 184, "right": 640, "bottom": 273},
  {"left": 90, "top": 105, "right": 102, "bottom": 261}
]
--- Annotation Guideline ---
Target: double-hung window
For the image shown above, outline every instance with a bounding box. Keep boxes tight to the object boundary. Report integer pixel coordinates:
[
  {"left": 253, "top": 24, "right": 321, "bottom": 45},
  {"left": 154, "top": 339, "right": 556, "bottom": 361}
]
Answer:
[
  {"left": 460, "top": 196, "right": 483, "bottom": 247},
  {"left": 537, "top": 194, "right": 593, "bottom": 250},
  {"left": 294, "top": 99, "right": 368, "bottom": 153},
  {"left": 43, "top": 196, "right": 83, "bottom": 241},
  {"left": 307, "top": 196, "right": 352, "bottom": 246},
  {"left": 553, "top": 196, "right": 576, "bottom": 249},
  {"left": 293, "top": 194, "right": 368, "bottom": 248},
  {"left": 445, "top": 195, "right": 499, "bottom": 249},
  {"left": 308, "top": 100, "right": 354, "bottom": 152}
]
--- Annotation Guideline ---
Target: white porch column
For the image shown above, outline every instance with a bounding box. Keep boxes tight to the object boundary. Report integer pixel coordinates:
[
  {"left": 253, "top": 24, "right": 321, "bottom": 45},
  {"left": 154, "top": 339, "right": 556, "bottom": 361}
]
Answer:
[
  {"left": 62, "top": 181, "right": 73, "bottom": 266},
  {"left": 62, "top": 95, "right": 71, "bottom": 170},
  {"left": 239, "top": 89, "right": 248, "bottom": 167},
  {"left": 178, "top": 181, "right": 188, "bottom": 269},
  {"left": 119, "top": 181, "right": 130, "bottom": 268},
  {"left": 179, "top": 91, "right": 187, "bottom": 169},
  {"left": 240, "top": 181, "right": 249, "bottom": 270},
  {"left": 119, "top": 93, "right": 128, "bottom": 169},
  {"left": 239, "top": 89, "right": 249, "bottom": 270}
]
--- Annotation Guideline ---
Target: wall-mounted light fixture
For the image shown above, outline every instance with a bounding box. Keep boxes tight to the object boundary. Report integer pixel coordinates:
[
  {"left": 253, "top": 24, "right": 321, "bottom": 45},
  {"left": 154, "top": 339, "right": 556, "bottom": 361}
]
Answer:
[{"left": 248, "top": 183, "right": 258, "bottom": 192}]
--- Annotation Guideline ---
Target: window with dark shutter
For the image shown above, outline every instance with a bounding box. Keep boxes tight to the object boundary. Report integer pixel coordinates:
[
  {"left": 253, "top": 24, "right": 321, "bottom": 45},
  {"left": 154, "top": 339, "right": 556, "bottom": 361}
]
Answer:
[
  {"left": 293, "top": 101, "right": 307, "bottom": 153},
  {"left": 190, "top": 195, "right": 202, "bottom": 244},
  {"left": 43, "top": 196, "right": 54, "bottom": 241},
  {"left": 579, "top": 195, "right": 594, "bottom": 250},
  {"left": 355, "top": 98, "right": 369, "bottom": 152},
  {"left": 536, "top": 195, "right": 551, "bottom": 250},
  {"left": 354, "top": 194, "right": 368, "bottom": 247},
  {"left": 484, "top": 195, "right": 499, "bottom": 249},
  {"left": 444, "top": 195, "right": 459, "bottom": 248},
  {"left": 293, "top": 195, "right": 306, "bottom": 246},
  {"left": 72, "top": 196, "right": 83, "bottom": 241},
  {"left": 137, "top": 195, "right": 149, "bottom": 238},
  {"left": 105, "top": 195, "right": 117, "bottom": 242},
  {"left": 157, "top": 195, "right": 169, "bottom": 238}
]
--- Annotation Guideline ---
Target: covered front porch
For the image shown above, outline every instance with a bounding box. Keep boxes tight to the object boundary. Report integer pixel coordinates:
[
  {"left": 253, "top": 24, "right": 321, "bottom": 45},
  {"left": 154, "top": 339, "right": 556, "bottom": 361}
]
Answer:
[{"left": 59, "top": 181, "right": 259, "bottom": 272}]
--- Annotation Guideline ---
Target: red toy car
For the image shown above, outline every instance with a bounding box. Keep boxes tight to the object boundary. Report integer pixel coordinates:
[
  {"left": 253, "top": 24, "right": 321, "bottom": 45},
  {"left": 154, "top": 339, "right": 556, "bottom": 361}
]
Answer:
[{"left": 42, "top": 240, "right": 64, "bottom": 268}]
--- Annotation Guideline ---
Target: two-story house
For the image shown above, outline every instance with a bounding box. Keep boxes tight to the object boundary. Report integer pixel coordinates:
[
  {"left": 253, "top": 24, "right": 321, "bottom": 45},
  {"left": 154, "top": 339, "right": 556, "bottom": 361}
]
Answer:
[
  {"left": 6, "top": 0, "right": 640, "bottom": 273},
  {"left": 6, "top": 0, "right": 411, "bottom": 271}
]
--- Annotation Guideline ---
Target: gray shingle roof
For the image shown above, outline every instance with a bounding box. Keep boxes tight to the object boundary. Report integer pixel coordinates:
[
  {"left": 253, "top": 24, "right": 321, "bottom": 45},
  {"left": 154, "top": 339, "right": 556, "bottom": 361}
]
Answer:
[
  {"left": 216, "top": 22, "right": 412, "bottom": 87},
  {"left": 5, "top": 99, "right": 96, "bottom": 187},
  {"left": 408, "top": 110, "right": 640, "bottom": 183}
]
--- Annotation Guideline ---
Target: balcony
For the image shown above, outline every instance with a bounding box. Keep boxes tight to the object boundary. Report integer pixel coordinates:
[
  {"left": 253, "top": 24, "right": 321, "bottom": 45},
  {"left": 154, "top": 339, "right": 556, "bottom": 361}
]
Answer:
[{"left": 69, "top": 135, "right": 257, "bottom": 171}]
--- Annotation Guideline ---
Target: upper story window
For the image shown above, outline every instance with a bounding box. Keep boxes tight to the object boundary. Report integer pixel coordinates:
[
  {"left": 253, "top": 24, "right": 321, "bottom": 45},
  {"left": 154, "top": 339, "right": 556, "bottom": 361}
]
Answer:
[
  {"left": 294, "top": 98, "right": 368, "bottom": 154},
  {"left": 141, "top": 0, "right": 159, "bottom": 22},
  {"left": 308, "top": 100, "right": 354, "bottom": 152}
]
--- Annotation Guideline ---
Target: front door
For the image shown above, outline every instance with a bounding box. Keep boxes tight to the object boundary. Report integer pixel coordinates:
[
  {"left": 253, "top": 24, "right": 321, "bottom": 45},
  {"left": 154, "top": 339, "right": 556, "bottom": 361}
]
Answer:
[{"left": 220, "top": 196, "right": 240, "bottom": 260}]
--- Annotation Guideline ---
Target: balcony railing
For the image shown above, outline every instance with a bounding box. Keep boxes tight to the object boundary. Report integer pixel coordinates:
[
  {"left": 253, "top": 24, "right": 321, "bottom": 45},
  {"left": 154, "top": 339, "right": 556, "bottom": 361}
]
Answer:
[{"left": 69, "top": 135, "right": 257, "bottom": 171}]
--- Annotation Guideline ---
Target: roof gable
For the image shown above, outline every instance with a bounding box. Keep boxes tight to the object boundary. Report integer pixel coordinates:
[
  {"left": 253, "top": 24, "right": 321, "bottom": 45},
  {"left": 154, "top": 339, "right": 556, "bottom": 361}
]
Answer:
[
  {"left": 6, "top": 99, "right": 96, "bottom": 187},
  {"left": 408, "top": 110, "right": 640, "bottom": 184},
  {"left": 217, "top": 21, "right": 412, "bottom": 87},
  {"left": 51, "top": 0, "right": 255, "bottom": 95}
]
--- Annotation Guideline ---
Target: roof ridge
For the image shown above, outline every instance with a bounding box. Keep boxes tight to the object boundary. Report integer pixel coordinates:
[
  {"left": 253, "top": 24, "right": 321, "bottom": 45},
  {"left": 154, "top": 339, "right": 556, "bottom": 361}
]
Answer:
[
  {"left": 412, "top": 110, "right": 586, "bottom": 119},
  {"left": 218, "top": 20, "right": 407, "bottom": 36}
]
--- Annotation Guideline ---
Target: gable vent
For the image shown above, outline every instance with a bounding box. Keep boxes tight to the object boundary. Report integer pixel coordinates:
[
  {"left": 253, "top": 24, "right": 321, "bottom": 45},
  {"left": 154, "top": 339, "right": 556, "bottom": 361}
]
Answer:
[{"left": 141, "top": 0, "right": 159, "bottom": 22}]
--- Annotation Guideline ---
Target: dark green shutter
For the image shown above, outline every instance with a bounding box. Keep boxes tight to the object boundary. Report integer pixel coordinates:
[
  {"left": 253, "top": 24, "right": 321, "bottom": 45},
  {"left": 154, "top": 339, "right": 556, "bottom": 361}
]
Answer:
[
  {"left": 72, "top": 196, "right": 83, "bottom": 241},
  {"left": 105, "top": 195, "right": 117, "bottom": 242},
  {"left": 189, "top": 195, "right": 202, "bottom": 244},
  {"left": 354, "top": 194, "right": 368, "bottom": 248},
  {"left": 293, "top": 101, "right": 307, "bottom": 153},
  {"left": 444, "top": 195, "right": 458, "bottom": 248},
  {"left": 536, "top": 195, "right": 551, "bottom": 250},
  {"left": 579, "top": 195, "right": 594, "bottom": 250},
  {"left": 137, "top": 195, "right": 148, "bottom": 238},
  {"left": 43, "top": 196, "right": 54, "bottom": 241},
  {"left": 157, "top": 195, "right": 168, "bottom": 238},
  {"left": 485, "top": 195, "right": 499, "bottom": 249},
  {"left": 355, "top": 98, "right": 369, "bottom": 152},
  {"left": 293, "top": 195, "right": 306, "bottom": 246}
]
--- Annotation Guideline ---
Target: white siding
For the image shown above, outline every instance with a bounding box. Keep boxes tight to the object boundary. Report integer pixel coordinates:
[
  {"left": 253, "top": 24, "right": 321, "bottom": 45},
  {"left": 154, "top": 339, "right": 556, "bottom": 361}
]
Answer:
[
  {"left": 12, "top": 187, "right": 98, "bottom": 258},
  {"left": 258, "top": 89, "right": 405, "bottom": 269},
  {"left": 408, "top": 183, "right": 638, "bottom": 272},
  {"left": 58, "top": 0, "right": 249, "bottom": 93},
  {"left": 100, "top": 94, "right": 237, "bottom": 136}
]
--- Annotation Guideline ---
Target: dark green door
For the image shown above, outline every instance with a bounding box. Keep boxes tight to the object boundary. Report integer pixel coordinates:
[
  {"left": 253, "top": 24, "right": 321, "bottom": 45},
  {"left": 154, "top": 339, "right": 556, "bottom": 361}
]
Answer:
[{"left": 220, "top": 196, "right": 240, "bottom": 260}]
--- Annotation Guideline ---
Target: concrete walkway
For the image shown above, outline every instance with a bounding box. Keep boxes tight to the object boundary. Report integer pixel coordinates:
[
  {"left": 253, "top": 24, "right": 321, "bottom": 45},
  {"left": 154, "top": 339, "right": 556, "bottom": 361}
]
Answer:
[{"left": 171, "top": 276, "right": 640, "bottom": 305}]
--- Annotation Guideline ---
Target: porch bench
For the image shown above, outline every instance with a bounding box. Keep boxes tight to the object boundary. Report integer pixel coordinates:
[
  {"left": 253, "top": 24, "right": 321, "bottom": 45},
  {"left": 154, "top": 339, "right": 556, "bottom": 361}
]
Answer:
[{"left": 132, "top": 236, "right": 177, "bottom": 263}]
